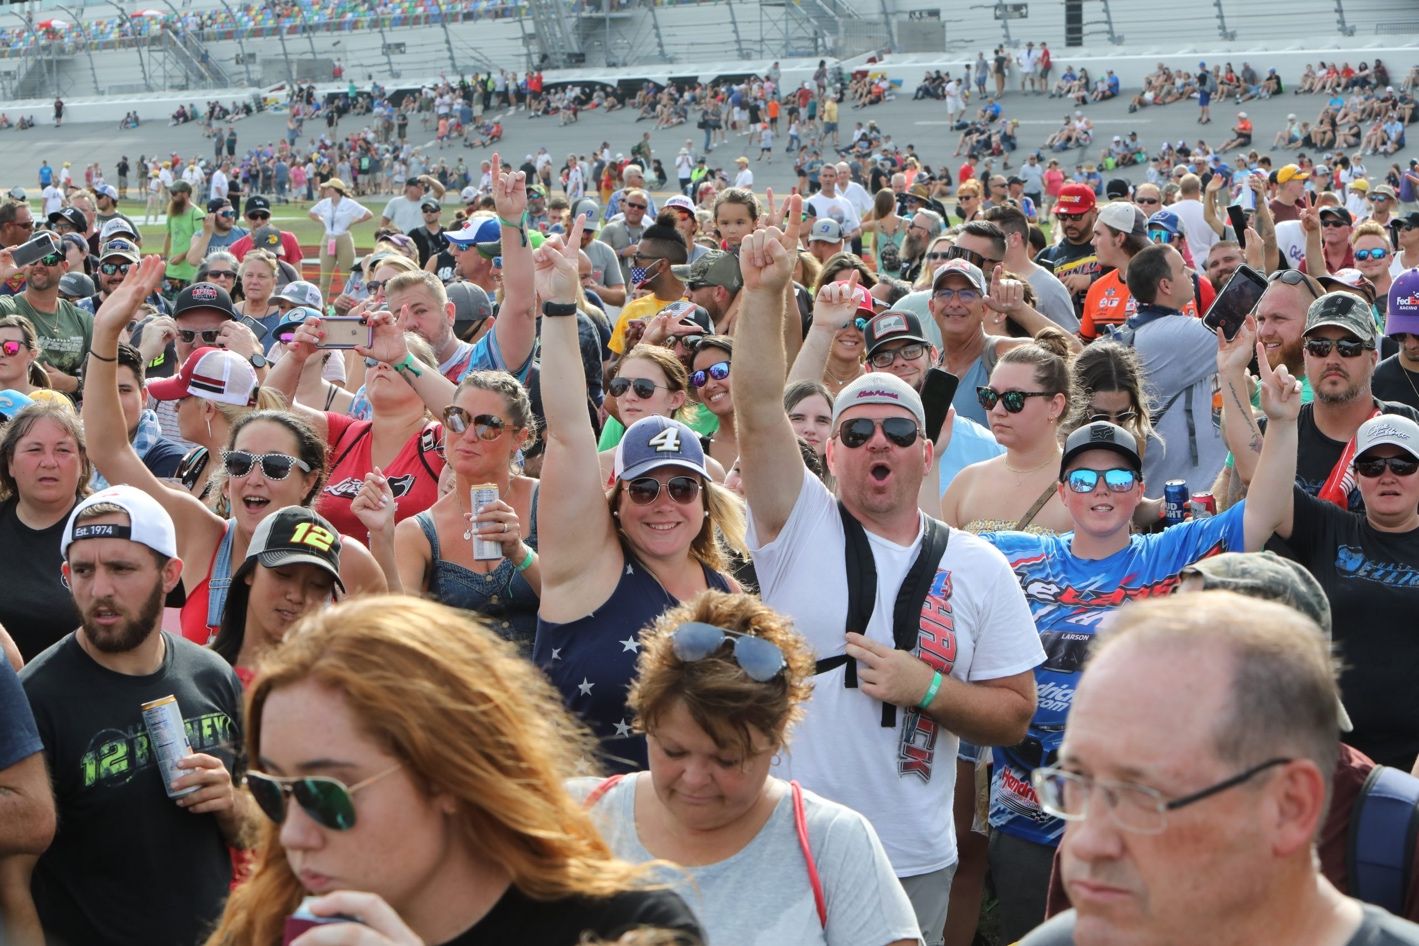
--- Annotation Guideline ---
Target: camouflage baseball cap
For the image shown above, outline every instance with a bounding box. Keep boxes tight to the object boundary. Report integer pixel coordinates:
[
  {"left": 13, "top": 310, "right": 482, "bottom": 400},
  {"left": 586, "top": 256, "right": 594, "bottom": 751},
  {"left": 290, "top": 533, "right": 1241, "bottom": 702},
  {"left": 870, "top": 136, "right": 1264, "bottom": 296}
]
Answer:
[
  {"left": 671, "top": 250, "right": 742, "bottom": 293},
  {"left": 1304, "top": 291, "right": 1377, "bottom": 345},
  {"left": 1179, "top": 550, "right": 1351, "bottom": 731}
]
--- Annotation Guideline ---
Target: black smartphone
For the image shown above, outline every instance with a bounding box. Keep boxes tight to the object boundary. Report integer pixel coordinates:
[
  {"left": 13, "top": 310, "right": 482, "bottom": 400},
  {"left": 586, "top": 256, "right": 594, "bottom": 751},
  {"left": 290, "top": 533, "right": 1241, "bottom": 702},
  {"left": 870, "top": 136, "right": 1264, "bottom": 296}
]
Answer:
[
  {"left": 1227, "top": 205, "right": 1249, "bottom": 249},
  {"left": 11, "top": 232, "right": 58, "bottom": 267},
  {"left": 921, "top": 367, "right": 959, "bottom": 443},
  {"left": 1203, "top": 265, "right": 1267, "bottom": 341}
]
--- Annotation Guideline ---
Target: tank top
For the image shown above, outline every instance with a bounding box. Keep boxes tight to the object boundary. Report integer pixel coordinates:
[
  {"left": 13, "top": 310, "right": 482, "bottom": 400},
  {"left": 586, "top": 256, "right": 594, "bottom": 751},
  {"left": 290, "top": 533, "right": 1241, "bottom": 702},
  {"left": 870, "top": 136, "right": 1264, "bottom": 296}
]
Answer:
[
  {"left": 533, "top": 550, "right": 732, "bottom": 773},
  {"left": 414, "top": 483, "right": 541, "bottom": 655},
  {"left": 317, "top": 412, "right": 443, "bottom": 545},
  {"left": 0, "top": 499, "right": 81, "bottom": 661},
  {"left": 179, "top": 519, "right": 236, "bottom": 645}
]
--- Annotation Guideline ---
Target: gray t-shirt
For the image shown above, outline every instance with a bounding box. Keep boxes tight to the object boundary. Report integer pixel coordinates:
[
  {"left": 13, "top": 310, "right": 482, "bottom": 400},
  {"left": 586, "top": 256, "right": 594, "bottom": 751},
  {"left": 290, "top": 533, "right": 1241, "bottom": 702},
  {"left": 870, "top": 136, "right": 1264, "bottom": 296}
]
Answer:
[
  {"left": 584, "top": 238, "right": 626, "bottom": 292},
  {"left": 1025, "top": 266, "right": 1081, "bottom": 332},
  {"left": 597, "top": 219, "right": 645, "bottom": 283},
  {"left": 1021, "top": 905, "right": 1419, "bottom": 944},
  {"left": 572, "top": 773, "right": 923, "bottom": 946},
  {"left": 381, "top": 195, "right": 425, "bottom": 234},
  {"left": 1133, "top": 312, "right": 1227, "bottom": 492}
]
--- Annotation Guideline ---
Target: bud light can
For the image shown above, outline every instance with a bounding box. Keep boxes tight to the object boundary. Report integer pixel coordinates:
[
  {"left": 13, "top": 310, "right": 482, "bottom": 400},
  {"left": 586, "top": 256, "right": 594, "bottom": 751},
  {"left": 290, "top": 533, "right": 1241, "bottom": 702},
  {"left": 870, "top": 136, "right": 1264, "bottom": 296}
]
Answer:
[
  {"left": 1189, "top": 492, "right": 1217, "bottom": 519},
  {"left": 1163, "top": 480, "right": 1190, "bottom": 526}
]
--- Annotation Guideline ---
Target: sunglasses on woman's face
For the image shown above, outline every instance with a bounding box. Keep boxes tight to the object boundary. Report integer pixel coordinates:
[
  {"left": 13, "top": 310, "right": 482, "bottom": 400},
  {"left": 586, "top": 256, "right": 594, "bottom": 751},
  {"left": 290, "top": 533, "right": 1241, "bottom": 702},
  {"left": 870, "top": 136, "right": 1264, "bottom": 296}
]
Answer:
[
  {"left": 205, "top": 269, "right": 237, "bottom": 280},
  {"left": 671, "top": 621, "right": 787, "bottom": 682},
  {"left": 1304, "top": 338, "right": 1373, "bottom": 358},
  {"left": 1354, "top": 454, "right": 1419, "bottom": 478},
  {"left": 0, "top": 339, "right": 24, "bottom": 357},
  {"left": 1064, "top": 467, "right": 1138, "bottom": 493},
  {"left": 245, "top": 764, "right": 402, "bottom": 831},
  {"left": 835, "top": 416, "right": 920, "bottom": 448},
  {"left": 690, "top": 360, "right": 730, "bottom": 388},
  {"left": 221, "top": 450, "right": 311, "bottom": 480},
  {"left": 1088, "top": 407, "right": 1139, "bottom": 425},
  {"left": 609, "top": 376, "right": 667, "bottom": 400},
  {"left": 625, "top": 474, "right": 702, "bottom": 505},
  {"left": 442, "top": 406, "right": 506, "bottom": 440},
  {"left": 977, "top": 386, "right": 1051, "bottom": 413},
  {"left": 178, "top": 328, "right": 222, "bottom": 345}
]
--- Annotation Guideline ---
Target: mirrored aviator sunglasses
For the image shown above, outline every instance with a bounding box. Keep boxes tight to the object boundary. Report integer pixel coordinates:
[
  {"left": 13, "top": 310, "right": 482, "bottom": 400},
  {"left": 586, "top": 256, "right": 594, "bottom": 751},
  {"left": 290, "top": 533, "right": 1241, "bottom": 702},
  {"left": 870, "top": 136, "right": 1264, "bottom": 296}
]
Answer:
[
  {"left": 671, "top": 621, "right": 787, "bottom": 682},
  {"left": 442, "top": 405, "right": 506, "bottom": 440},
  {"left": 1065, "top": 467, "right": 1138, "bottom": 493},
  {"left": 245, "top": 764, "right": 402, "bottom": 831},
  {"left": 625, "top": 475, "right": 701, "bottom": 505}
]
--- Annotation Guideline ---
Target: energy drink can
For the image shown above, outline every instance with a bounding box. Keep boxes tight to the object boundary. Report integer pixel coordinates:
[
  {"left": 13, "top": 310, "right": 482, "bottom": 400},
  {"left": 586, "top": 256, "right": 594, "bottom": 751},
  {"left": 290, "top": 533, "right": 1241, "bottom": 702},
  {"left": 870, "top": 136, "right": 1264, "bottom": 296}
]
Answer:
[
  {"left": 1189, "top": 492, "right": 1217, "bottom": 519},
  {"left": 470, "top": 482, "right": 502, "bottom": 561},
  {"left": 1163, "top": 479, "right": 1190, "bottom": 526},
  {"left": 141, "top": 695, "right": 197, "bottom": 799}
]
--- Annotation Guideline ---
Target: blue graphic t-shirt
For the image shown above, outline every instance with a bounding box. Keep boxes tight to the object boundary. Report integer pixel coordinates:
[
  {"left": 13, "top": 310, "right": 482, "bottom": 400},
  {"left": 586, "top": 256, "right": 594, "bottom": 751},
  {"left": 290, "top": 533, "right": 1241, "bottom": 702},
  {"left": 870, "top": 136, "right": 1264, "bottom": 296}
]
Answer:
[{"left": 980, "top": 503, "right": 1247, "bottom": 845}]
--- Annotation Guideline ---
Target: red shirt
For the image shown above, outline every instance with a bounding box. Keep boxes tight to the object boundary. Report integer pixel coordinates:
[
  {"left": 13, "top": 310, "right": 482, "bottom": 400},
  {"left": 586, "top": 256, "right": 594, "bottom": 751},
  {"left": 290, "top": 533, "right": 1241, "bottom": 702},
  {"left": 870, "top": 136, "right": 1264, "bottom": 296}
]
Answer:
[{"left": 316, "top": 412, "right": 444, "bottom": 544}]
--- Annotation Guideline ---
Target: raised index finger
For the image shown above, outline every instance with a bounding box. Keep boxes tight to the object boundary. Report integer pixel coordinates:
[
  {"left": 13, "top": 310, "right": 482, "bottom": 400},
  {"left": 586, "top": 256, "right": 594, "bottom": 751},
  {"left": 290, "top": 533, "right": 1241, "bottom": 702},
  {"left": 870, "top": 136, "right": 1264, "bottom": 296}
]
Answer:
[
  {"left": 565, "top": 212, "right": 585, "bottom": 256},
  {"left": 781, "top": 194, "right": 803, "bottom": 248}
]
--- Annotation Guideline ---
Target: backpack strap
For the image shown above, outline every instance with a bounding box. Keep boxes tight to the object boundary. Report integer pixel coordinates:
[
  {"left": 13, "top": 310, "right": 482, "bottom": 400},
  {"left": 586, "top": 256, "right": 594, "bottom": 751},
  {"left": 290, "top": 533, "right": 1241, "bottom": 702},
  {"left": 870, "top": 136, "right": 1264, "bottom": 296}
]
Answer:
[
  {"left": 1348, "top": 764, "right": 1419, "bottom": 916},
  {"left": 791, "top": 780, "right": 827, "bottom": 929},
  {"left": 816, "top": 503, "right": 951, "bottom": 728}
]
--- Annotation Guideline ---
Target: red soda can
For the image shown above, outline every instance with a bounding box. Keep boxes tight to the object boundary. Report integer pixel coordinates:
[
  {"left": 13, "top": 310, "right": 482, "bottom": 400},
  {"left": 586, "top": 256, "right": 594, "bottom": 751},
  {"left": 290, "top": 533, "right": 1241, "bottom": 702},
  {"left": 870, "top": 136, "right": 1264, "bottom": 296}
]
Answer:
[{"left": 1189, "top": 492, "right": 1217, "bottom": 519}]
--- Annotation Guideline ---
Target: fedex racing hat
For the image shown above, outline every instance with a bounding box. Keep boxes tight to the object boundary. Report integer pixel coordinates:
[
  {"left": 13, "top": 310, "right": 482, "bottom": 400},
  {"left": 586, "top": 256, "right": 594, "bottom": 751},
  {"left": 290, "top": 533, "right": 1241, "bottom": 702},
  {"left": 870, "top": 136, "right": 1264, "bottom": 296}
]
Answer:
[
  {"left": 1060, "top": 421, "right": 1143, "bottom": 478},
  {"left": 172, "top": 282, "right": 237, "bottom": 321},
  {"left": 830, "top": 371, "right": 926, "bottom": 430},
  {"left": 863, "top": 310, "right": 931, "bottom": 359},
  {"left": 235, "top": 506, "right": 344, "bottom": 591},
  {"left": 1055, "top": 183, "right": 1097, "bottom": 214},
  {"left": 1385, "top": 268, "right": 1419, "bottom": 337},
  {"left": 146, "top": 347, "right": 259, "bottom": 406},
  {"left": 62, "top": 484, "right": 178, "bottom": 560},
  {"left": 614, "top": 415, "right": 708, "bottom": 481}
]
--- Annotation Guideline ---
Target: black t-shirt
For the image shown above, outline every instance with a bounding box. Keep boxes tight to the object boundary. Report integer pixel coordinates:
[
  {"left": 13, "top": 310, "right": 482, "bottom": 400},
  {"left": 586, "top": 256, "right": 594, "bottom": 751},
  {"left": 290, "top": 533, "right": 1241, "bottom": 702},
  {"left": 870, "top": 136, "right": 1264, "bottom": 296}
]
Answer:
[
  {"left": 440, "top": 884, "right": 702, "bottom": 946},
  {"left": 1021, "top": 904, "right": 1419, "bottom": 944},
  {"left": 0, "top": 499, "right": 80, "bottom": 662},
  {"left": 21, "top": 632, "right": 243, "bottom": 946},
  {"left": 411, "top": 225, "right": 449, "bottom": 266},
  {"left": 1373, "top": 356, "right": 1419, "bottom": 412},
  {"left": 1286, "top": 485, "right": 1419, "bottom": 769},
  {"left": 1033, "top": 239, "right": 1100, "bottom": 318}
]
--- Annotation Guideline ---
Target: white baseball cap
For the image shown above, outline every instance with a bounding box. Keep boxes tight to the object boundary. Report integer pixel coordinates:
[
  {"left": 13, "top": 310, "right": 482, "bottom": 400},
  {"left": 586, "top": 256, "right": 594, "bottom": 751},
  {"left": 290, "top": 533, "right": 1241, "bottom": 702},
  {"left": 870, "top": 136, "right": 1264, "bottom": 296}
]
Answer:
[{"left": 63, "top": 484, "right": 178, "bottom": 560}]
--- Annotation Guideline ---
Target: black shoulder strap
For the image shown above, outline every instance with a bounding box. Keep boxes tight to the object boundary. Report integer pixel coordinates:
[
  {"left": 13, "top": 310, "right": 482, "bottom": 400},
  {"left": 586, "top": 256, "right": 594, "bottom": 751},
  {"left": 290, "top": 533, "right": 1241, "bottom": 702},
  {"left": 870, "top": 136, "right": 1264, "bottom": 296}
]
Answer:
[{"left": 816, "top": 503, "right": 952, "bottom": 728}]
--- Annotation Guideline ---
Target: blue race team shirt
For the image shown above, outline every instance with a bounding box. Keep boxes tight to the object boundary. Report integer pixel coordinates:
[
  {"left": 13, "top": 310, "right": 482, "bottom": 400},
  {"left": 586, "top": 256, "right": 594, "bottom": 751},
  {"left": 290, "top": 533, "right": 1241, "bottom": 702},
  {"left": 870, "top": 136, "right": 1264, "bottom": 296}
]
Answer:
[{"left": 979, "top": 503, "right": 1247, "bottom": 845}]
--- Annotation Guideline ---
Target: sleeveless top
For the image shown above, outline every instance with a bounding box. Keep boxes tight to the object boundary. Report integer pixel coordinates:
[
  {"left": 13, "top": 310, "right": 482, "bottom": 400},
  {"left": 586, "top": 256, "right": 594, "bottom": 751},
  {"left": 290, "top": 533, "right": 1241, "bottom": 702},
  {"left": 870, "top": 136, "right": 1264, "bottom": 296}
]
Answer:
[
  {"left": 533, "top": 549, "right": 732, "bottom": 773},
  {"left": 414, "top": 482, "right": 541, "bottom": 656},
  {"left": 963, "top": 519, "right": 1056, "bottom": 537}
]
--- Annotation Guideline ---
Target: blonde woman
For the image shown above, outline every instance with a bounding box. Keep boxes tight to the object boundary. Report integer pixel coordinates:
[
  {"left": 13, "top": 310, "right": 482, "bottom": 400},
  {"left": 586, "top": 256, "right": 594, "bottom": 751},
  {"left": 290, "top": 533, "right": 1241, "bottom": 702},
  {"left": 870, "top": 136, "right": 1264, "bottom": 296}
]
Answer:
[
  {"left": 203, "top": 595, "right": 704, "bottom": 946},
  {"left": 233, "top": 249, "right": 282, "bottom": 339}
]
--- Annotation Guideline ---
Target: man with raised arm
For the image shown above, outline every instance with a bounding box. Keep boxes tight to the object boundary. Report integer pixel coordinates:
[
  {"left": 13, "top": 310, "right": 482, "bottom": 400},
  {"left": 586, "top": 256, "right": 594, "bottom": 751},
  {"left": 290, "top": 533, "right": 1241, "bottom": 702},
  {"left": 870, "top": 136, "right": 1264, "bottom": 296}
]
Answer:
[{"left": 732, "top": 195, "right": 1045, "bottom": 946}]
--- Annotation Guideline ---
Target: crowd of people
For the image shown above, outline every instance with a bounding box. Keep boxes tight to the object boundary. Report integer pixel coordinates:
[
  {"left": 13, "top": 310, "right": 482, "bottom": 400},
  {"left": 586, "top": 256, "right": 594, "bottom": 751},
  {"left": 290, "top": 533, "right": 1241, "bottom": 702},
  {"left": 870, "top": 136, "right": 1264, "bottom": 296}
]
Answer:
[{"left": 6, "top": 45, "right": 1419, "bottom": 946}]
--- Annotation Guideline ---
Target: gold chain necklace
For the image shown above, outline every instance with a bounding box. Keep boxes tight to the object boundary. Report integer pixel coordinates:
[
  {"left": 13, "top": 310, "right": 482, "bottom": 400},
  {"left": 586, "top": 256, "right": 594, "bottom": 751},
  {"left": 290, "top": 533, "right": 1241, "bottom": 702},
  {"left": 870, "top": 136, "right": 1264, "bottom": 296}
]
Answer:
[{"left": 1004, "top": 453, "right": 1060, "bottom": 476}]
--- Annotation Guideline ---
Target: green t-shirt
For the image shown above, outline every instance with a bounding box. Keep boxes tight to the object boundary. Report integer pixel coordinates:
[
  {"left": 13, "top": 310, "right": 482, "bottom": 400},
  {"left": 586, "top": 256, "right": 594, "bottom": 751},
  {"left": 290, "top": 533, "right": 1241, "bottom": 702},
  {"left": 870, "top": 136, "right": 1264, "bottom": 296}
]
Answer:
[
  {"left": 0, "top": 293, "right": 92, "bottom": 378},
  {"left": 598, "top": 405, "right": 718, "bottom": 451},
  {"left": 165, "top": 206, "right": 205, "bottom": 282}
]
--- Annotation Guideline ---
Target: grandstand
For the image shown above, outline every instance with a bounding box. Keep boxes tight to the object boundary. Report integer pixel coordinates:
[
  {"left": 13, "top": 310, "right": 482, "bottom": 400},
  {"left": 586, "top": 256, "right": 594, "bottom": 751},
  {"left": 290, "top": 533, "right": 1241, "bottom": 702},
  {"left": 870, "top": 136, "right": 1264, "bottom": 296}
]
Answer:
[{"left": 0, "top": 0, "right": 1414, "bottom": 101}]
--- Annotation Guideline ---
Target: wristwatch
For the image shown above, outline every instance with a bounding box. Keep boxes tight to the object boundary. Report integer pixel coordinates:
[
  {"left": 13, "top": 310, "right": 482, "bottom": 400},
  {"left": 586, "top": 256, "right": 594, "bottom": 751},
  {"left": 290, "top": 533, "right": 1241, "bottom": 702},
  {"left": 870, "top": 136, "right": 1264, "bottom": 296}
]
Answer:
[
  {"left": 248, "top": 351, "right": 268, "bottom": 369},
  {"left": 542, "top": 301, "right": 578, "bottom": 318}
]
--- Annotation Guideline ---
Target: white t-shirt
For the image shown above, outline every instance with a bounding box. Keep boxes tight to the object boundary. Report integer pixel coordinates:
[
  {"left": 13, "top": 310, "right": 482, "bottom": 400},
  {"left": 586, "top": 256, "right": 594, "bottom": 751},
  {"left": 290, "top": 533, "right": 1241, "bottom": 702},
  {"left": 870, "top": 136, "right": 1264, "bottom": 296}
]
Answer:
[
  {"left": 1170, "top": 198, "right": 1215, "bottom": 262},
  {"left": 735, "top": 168, "right": 755, "bottom": 188},
  {"left": 805, "top": 192, "right": 862, "bottom": 237},
  {"left": 748, "top": 469, "right": 1044, "bottom": 876},
  {"left": 312, "top": 196, "right": 371, "bottom": 236},
  {"left": 840, "top": 180, "right": 875, "bottom": 221},
  {"left": 41, "top": 186, "right": 64, "bottom": 215},
  {"left": 209, "top": 169, "right": 228, "bottom": 201},
  {"left": 574, "top": 773, "right": 924, "bottom": 946}
]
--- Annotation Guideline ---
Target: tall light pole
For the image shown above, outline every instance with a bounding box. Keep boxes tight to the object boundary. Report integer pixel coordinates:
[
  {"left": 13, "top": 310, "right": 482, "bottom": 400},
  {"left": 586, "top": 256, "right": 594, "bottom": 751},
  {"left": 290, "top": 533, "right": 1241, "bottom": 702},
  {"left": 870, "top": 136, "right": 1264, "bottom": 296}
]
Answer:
[
  {"left": 265, "top": 1, "right": 296, "bottom": 86},
  {"left": 54, "top": 5, "right": 101, "bottom": 94},
  {"left": 426, "top": 0, "right": 460, "bottom": 76},
  {"left": 108, "top": 0, "right": 152, "bottom": 90},
  {"left": 213, "top": 0, "right": 253, "bottom": 86}
]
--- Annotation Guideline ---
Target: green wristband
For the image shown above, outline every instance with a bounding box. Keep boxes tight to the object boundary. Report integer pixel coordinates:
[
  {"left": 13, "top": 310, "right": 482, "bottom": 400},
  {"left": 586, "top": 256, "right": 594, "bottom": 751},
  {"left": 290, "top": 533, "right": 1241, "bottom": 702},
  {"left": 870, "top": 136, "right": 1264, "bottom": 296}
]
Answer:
[
  {"left": 918, "top": 670, "right": 943, "bottom": 711},
  {"left": 392, "top": 353, "right": 423, "bottom": 379},
  {"left": 515, "top": 547, "right": 536, "bottom": 572}
]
